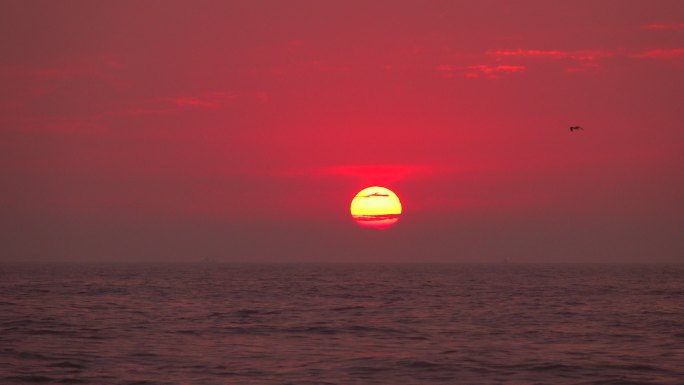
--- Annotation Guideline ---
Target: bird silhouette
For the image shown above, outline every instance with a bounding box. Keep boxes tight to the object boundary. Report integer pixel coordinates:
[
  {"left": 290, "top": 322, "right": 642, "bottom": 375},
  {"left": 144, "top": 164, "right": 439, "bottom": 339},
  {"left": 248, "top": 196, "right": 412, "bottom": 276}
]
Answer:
[{"left": 570, "top": 125, "right": 583, "bottom": 132}]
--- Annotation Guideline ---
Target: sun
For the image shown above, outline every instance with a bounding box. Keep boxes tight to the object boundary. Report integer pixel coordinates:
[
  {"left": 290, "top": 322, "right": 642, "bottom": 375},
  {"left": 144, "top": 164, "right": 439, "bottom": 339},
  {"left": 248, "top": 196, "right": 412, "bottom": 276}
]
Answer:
[{"left": 350, "top": 186, "right": 402, "bottom": 229}]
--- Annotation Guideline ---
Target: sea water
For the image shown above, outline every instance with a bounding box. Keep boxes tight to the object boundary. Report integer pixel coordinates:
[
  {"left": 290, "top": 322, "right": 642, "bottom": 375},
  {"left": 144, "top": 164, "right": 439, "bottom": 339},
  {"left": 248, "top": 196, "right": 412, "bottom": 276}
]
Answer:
[{"left": 1, "top": 264, "right": 683, "bottom": 384}]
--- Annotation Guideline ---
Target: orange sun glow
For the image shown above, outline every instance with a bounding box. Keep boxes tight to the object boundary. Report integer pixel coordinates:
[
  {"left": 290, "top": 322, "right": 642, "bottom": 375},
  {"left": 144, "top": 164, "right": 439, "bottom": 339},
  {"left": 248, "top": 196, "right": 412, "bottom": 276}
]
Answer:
[{"left": 350, "top": 186, "right": 402, "bottom": 229}]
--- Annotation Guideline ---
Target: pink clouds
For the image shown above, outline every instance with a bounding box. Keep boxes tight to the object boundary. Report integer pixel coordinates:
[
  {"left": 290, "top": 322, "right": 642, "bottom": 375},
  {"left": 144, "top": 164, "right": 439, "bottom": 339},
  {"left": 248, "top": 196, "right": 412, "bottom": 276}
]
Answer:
[
  {"left": 115, "top": 91, "right": 247, "bottom": 117},
  {"left": 171, "top": 92, "right": 237, "bottom": 108},
  {"left": 489, "top": 49, "right": 615, "bottom": 62},
  {"left": 641, "top": 22, "right": 684, "bottom": 30},
  {"left": 112, "top": 94, "right": 232, "bottom": 115},
  {"left": 630, "top": 48, "right": 684, "bottom": 59},
  {"left": 436, "top": 64, "right": 525, "bottom": 79},
  {"left": 485, "top": 46, "right": 683, "bottom": 71},
  {"left": 490, "top": 45, "right": 684, "bottom": 65},
  {"left": 464, "top": 64, "right": 526, "bottom": 78},
  {"left": 487, "top": 48, "right": 615, "bottom": 73}
]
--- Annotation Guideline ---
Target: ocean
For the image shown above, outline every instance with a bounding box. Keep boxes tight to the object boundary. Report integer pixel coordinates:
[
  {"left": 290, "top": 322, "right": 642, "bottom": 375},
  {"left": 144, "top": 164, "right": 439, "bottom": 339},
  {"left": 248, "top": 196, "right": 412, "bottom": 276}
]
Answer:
[{"left": 1, "top": 264, "right": 683, "bottom": 384}]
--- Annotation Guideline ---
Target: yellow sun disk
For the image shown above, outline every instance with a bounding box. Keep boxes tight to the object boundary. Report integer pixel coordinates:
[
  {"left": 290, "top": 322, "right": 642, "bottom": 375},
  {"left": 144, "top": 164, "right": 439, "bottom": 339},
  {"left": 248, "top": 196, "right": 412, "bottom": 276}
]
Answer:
[{"left": 350, "top": 186, "right": 402, "bottom": 218}]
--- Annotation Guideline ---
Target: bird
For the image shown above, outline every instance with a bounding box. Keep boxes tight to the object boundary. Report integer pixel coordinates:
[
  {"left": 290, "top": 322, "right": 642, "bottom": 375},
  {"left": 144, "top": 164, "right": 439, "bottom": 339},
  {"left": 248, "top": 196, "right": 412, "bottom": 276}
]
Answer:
[{"left": 570, "top": 125, "right": 583, "bottom": 132}]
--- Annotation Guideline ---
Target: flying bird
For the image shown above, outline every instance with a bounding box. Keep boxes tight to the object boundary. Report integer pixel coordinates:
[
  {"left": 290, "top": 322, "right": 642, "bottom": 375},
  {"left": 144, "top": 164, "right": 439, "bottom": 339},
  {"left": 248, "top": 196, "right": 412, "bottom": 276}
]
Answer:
[{"left": 569, "top": 125, "right": 583, "bottom": 132}]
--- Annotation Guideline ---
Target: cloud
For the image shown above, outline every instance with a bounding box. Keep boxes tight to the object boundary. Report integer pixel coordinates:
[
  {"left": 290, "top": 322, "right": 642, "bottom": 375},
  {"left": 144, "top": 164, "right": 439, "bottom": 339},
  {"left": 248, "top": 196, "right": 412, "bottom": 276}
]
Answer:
[
  {"left": 487, "top": 48, "right": 615, "bottom": 72},
  {"left": 630, "top": 48, "right": 684, "bottom": 59},
  {"left": 641, "top": 22, "right": 684, "bottom": 31},
  {"left": 171, "top": 92, "right": 237, "bottom": 108},
  {"left": 464, "top": 64, "right": 526, "bottom": 78},
  {"left": 5, "top": 91, "right": 245, "bottom": 134},
  {"left": 488, "top": 46, "right": 684, "bottom": 66},
  {"left": 489, "top": 49, "right": 614, "bottom": 61},
  {"left": 119, "top": 92, "right": 239, "bottom": 116},
  {"left": 436, "top": 64, "right": 525, "bottom": 79}
]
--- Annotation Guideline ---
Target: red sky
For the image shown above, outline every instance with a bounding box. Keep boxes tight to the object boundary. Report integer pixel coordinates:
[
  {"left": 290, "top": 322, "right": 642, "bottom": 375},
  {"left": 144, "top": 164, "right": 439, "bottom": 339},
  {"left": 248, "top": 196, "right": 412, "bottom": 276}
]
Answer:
[{"left": 1, "top": 0, "right": 683, "bottom": 262}]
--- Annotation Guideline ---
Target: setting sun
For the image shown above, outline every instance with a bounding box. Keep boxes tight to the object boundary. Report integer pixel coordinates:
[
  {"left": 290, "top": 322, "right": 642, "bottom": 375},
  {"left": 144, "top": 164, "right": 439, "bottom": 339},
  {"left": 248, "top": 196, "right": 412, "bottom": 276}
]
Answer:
[{"left": 350, "top": 186, "right": 402, "bottom": 229}]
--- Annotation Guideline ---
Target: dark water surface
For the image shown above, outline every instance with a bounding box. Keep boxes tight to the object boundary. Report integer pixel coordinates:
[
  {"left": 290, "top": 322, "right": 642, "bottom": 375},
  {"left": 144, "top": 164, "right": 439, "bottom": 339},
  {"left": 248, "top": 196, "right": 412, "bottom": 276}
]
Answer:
[{"left": 1, "top": 264, "right": 683, "bottom": 384}]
